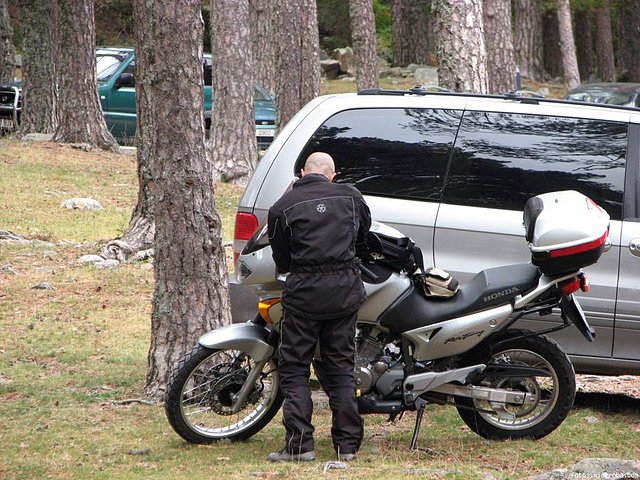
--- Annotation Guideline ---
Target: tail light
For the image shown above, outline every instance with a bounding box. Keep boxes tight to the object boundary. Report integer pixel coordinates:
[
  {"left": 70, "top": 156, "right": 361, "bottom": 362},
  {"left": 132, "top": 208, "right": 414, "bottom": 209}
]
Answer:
[
  {"left": 561, "top": 273, "right": 590, "bottom": 295},
  {"left": 233, "top": 212, "right": 259, "bottom": 264}
]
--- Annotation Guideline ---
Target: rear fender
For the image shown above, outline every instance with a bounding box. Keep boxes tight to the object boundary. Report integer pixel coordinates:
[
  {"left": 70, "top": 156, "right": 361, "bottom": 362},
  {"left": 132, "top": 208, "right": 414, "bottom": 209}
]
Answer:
[{"left": 198, "top": 322, "right": 276, "bottom": 362}]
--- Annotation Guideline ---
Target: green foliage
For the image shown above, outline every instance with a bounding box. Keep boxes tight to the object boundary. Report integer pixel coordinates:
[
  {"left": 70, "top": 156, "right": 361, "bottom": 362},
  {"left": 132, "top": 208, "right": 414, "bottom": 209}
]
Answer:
[{"left": 373, "top": 0, "right": 392, "bottom": 52}]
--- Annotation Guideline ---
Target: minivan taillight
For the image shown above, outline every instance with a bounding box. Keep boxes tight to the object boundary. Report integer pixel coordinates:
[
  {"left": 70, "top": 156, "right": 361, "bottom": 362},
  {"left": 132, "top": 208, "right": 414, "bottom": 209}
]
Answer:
[{"left": 233, "top": 212, "right": 259, "bottom": 263}]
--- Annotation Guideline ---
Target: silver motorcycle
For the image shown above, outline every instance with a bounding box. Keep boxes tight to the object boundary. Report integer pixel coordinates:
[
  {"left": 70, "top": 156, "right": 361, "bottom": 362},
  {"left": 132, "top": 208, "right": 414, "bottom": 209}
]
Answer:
[{"left": 165, "top": 191, "right": 609, "bottom": 448}]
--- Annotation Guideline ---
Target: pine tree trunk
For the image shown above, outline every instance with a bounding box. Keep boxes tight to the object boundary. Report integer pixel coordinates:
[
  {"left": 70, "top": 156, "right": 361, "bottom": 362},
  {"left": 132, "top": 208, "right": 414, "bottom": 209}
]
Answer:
[
  {"left": 16, "top": 0, "right": 59, "bottom": 135},
  {"left": 483, "top": 0, "right": 516, "bottom": 94},
  {"left": 133, "top": 0, "right": 231, "bottom": 400},
  {"left": 433, "top": 0, "right": 487, "bottom": 93},
  {"left": 54, "top": 0, "right": 119, "bottom": 152},
  {"left": 274, "top": 0, "right": 320, "bottom": 130},
  {"left": 543, "top": 8, "right": 562, "bottom": 79},
  {"left": 0, "top": 0, "right": 14, "bottom": 83},
  {"left": 391, "top": 0, "right": 429, "bottom": 67},
  {"left": 513, "top": 0, "right": 544, "bottom": 81},
  {"left": 557, "top": 0, "right": 580, "bottom": 90},
  {"left": 618, "top": 0, "right": 640, "bottom": 81},
  {"left": 574, "top": 8, "right": 594, "bottom": 81},
  {"left": 210, "top": 0, "right": 257, "bottom": 184},
  {"left": 594, "top": 3, "right": 615, "bottom": 82},
  {"left": 250, "top": 0, "right": 276, "bottom": 96},
  {"left": 349, "top": 0, "right": 378, "bottom": 91}
]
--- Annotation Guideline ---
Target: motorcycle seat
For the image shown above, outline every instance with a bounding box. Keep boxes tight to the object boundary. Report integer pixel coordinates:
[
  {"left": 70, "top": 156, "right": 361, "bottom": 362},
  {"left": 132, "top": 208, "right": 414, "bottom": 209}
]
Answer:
[{"left": 380, "top": 263, "right": 541, "bottom": 333}]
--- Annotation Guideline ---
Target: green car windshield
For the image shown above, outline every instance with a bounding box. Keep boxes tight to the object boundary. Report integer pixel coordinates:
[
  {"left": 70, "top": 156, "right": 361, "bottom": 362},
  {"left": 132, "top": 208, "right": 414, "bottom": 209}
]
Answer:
[{"left": 97, "top": 54, "right": 126, "bottom": 83}]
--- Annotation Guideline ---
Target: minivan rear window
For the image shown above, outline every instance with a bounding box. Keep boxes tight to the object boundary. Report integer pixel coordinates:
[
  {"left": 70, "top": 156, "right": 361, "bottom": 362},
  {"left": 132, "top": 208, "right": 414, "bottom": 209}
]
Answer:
[
  {"left": 296, "top": 108, "right": 461, "bottom": 202},
  {"left": 442, "top": 111, "right": 628, "bottom": 220}
]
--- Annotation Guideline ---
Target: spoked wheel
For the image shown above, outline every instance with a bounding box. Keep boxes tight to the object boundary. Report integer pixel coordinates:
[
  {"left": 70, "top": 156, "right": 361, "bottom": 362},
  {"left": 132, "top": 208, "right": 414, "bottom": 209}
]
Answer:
[
  {"left": 165, "top": 345, "right": 282, "bottom": 444},
  {"left": 455, "top": 329, "right": 575, "bottom": 440}
]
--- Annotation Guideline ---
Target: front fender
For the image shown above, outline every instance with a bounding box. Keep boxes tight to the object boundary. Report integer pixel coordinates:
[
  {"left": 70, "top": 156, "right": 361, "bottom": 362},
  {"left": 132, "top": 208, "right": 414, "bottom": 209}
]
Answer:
[{"left": 198, "top": 322, "right": 276, "bottom": 362}]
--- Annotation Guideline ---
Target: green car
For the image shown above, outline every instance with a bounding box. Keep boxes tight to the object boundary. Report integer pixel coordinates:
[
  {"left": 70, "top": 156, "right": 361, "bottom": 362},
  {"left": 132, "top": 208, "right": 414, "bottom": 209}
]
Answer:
[{"left": 96, "top": 47, "right": 276, "bottom": 147}]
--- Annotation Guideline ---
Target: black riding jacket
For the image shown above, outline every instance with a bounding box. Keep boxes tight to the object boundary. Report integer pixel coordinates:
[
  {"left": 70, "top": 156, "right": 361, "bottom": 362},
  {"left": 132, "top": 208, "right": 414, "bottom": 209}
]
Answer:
[{"left": 267, "top": 174, "right": 371, "bottom": 320}]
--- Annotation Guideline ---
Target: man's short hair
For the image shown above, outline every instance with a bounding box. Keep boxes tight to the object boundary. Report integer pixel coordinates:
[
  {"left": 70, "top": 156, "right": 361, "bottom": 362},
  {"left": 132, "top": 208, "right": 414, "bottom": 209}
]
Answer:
[{"left": 304, "top": 152, "right": 335, "bottom": 176}]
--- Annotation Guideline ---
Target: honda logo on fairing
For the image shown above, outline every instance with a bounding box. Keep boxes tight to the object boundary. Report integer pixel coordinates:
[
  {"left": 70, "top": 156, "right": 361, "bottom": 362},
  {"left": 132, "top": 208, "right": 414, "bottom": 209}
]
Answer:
[{"left": 483, "top": 287, "right": 519, "bottom": 302}]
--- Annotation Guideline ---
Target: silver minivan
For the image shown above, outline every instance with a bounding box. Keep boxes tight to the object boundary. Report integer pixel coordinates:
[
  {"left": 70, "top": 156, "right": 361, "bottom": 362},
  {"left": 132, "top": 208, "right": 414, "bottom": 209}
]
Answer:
[{"left": 231, "top": 89, "right": 640, "bottom": 376}]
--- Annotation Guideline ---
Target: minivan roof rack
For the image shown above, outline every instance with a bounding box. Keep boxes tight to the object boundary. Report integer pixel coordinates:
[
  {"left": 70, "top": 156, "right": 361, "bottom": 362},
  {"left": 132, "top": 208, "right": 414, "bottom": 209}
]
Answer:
[{"left": 356, "top": 85, "right": 640, "bottom": 112}]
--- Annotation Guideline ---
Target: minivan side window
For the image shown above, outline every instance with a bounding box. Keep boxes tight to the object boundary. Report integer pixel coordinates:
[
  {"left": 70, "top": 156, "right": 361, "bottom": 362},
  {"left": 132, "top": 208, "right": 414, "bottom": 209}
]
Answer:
[
  {"left": 297, "top": 108, "right": 461, "bottom": 201},
  {"left": 442, "top": 111, "right": 628, "bottom": 220}
]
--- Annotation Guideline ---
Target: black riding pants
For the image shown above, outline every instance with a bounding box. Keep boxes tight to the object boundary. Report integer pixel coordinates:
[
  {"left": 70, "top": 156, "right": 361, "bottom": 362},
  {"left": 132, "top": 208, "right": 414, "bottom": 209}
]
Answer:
[{"left": 278, "top": 309, "right": 363, "bottom": 455}]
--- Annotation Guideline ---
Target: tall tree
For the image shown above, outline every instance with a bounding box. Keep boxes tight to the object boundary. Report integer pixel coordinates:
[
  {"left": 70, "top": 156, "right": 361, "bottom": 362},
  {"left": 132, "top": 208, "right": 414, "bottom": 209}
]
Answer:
[
  {"left": 349, "top": 0, "right": 378, "bottom": 91},
  {"left": 557, "top": 0, "right": 580, "bottom": 89},
  {"left": 133, "top": 0, "right": 231, "bottom": 399},
  {"left": 618, "top": 0, "right": 640, "bottom": 81},
  {"left": 274, "top": 0, "right": 320, "bottom": 130},
  {"left": 250, "top": 0, "right": 276, "bottom": 96},
  {"left": 16, "top": 0, "right": 59, "bottom": 135},
  {"left": 54, "top": 0, "right": 119, "bottom": 152},
  {"left": 210, "top": 0, "right": 257, "bottom": 184},
  {"left": 391, "top": 0, "right": 430, "bottom": 67},
  {"left": 483, "top": 0, "right": 516, "bottom": 94},
  {"left": 594, "top": 1, "right": 615, "bottom": 81},
  {"left": 0, "top": 0, "right": 14, "bottom": 83},
  {"left": 513, "top": 0, "right": 544, "bottom": 81},
  {"left": 542, "top": 7, "right": 563, "bottom": 79},
  {"left": 574, "top": 6, "right": 594, "bottom": 81},
  {"left": 432, "top": 0, "right": 487, "bottom": 93}
]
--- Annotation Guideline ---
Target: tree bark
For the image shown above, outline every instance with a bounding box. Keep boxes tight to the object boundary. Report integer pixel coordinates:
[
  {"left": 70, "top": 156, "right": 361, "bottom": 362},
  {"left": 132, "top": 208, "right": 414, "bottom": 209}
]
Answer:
[
  {"left": 432, "top": 0, "right": 487, "bottom": 93},
  {"left": 542, "top": 7, "right": 562, "bottom": 79},
  {"left": 557, "top": 0, "right": 580, "bottom": 90},
  {"left": 250, "top": 0, "right": 276, "bottom": 96},
  {"left": 594, "top": 2, "right": 615, "bottom": 82},
  {"left": 618, "top": 0, "right": 640, "bottom": 81},
  {"left": 274, "top": 0, "right": 320, "bottom": 130},
  {"left": 574, "top": 7, "right": 594, "bottom": 81},
  {"left": 513, "top": 0, "right": 544, "bottom": 81},
  {"left": 391, "top": 0, "right": 429, "bottom": 67},
  {"left": 349, "top": 0, "right": 378, "bottom": 91},
  {"left": 210, "top": 0, "right": 257, "bottom": 184},
  {"left": 15, "top": 0, "right": 59, "bottom": 135},
  {"left": 0, "top": 0, "right": 14, "bottom": 83},
  {"left": 133, "top": 0, "right": 231, "bottom": 400},
  {"left": 54, "top": 0, "right": 119, "bottom": 152},
  {"left": 483, "top": 0, "right": 516, "bottom": 94}
]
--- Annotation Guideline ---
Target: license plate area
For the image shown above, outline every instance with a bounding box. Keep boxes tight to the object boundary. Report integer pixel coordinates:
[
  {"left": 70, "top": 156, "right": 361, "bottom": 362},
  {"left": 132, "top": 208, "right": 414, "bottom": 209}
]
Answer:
[
  {"left": 561, "top": 294, "right": 596, "bottom": 342},
  {"left": 0, "top": 117, "right": 14, "bottom": 129},
  {"left": 256, "top": 128, "right": 275, "bottom": 138}
]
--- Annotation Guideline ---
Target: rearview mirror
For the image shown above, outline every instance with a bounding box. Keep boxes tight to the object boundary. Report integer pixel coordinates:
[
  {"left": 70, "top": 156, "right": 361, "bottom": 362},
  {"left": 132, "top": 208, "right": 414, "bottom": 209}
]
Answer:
[{"left": 115, "top": 72, "right": 135, "bottom": 89}]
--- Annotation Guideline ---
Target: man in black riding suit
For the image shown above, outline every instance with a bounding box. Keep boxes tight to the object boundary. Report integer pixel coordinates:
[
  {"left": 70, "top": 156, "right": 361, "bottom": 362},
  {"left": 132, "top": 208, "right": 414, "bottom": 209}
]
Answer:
[{"left": 266, "top": 151, "right": 371, "bottom": 462}]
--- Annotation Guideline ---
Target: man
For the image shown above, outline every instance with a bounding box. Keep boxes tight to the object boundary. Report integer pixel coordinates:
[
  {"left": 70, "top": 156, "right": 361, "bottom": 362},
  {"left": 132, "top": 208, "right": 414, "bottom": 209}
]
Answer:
[{"left": 266, "top": 151, "right": 371, "bottom": 462}]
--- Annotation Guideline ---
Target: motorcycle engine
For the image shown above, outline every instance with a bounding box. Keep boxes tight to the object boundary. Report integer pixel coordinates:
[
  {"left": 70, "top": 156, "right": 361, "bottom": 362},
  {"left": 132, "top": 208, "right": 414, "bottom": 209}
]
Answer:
[{"left": 354, "top": 329, "right": 402, "bottom": 395}]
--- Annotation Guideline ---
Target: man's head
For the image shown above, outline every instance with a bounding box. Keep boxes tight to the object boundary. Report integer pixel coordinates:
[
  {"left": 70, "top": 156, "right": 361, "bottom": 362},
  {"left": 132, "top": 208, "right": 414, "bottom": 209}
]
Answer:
[{"left": 302, "top": 152, "right": 336, "bottom": 182}]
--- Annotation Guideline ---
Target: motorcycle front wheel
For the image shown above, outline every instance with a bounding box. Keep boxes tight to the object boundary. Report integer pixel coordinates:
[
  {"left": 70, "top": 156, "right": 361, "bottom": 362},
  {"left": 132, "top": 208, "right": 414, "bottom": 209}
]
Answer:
[
  {"left": 165, "top": 345, "right": 283, "bottom": 444},
  {"left": 455, "top": 329, "right": 575, "bottom": 440}
]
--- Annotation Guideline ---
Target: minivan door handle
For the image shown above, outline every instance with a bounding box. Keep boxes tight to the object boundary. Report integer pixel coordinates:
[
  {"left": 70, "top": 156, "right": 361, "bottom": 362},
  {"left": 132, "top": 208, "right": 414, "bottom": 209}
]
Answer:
[{"left": 630, "top": 238, "right": 640, "bottom": 257}]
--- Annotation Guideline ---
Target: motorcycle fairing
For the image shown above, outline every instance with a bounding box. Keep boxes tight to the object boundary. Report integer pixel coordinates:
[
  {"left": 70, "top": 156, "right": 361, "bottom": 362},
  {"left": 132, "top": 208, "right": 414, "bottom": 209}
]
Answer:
[{"left": 379, "top": 263, "right": 541, "bottom": 333}]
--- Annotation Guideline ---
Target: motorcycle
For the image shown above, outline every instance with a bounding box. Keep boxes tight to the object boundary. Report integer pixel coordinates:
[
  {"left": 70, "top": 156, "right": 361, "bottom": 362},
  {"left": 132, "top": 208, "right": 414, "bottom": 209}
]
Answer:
[{"left": 165, "top": 190, "right": 610, "bottom": 448}]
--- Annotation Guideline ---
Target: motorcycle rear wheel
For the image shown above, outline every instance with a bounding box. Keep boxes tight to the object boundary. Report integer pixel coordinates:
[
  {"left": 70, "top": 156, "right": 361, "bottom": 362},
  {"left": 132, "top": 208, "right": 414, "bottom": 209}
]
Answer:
[
  {"left": 455, "top": 329, "right": 575, "bottom": 440},
  {"left": 165, "top": 345, "right": 282, "bottom": 444}
]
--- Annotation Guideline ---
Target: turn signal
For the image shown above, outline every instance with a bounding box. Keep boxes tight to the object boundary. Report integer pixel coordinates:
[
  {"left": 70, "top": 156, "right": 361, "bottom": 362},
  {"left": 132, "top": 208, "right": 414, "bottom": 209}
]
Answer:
[{"left": 258, "top": 298, "right": 281, "bottom": 324}]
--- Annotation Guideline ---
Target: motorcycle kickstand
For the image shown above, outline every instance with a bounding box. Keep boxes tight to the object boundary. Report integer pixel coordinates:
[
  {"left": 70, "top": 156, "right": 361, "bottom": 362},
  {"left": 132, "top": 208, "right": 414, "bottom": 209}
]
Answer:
[{"left": 409, "top": 398, "right": 435, "bottom": 455}]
